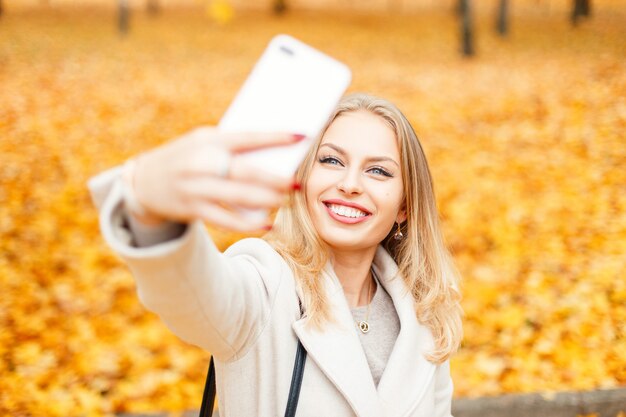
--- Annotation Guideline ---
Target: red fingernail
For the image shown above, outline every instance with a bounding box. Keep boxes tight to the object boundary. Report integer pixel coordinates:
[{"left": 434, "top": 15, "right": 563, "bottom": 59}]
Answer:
[
  {"left": 291, "top": 182, "right": 301, "bottom": 191},
  {"left": 263, "top": 225, "right": 273, "bottom": 231},
  {"left": 292, "top": 134, "right": 306, "bottom": 142}
]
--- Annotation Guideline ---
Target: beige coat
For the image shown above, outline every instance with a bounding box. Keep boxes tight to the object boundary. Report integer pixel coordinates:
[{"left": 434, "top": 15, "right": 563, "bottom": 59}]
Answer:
[{"left": 89, "top": 167, "right": 454, "bottom": 417}]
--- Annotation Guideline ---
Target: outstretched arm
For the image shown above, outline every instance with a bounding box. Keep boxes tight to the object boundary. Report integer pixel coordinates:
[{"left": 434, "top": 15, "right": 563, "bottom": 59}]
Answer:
[{"left": 87, "top": 128, "right": 301, "bottom": 361}]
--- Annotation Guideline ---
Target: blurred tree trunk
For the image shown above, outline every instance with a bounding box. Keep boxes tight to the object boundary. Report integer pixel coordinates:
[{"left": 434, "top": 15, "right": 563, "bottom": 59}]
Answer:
[
  {"left": 454, "top": 0, "right": 462, "bottom": 16},
  {"left": 581, "top": 0, "right": 591, "bottom": 15},
  {"left": 496, "top": 0, "right": 509, "bottom": 36},
  {"left": 274, "top": 0, "right": 286, "bottom": 14},
  {"left": 571, "top": 0, "right": 591, "bottom": 25},
  {"left": 460, "top": 0, "right": 474, "bottom": 56},
  {"left": 147, "top": 0, "right": 160, "bottom": 16},
  {"left": 118, "top": 0, "right": 130, "bottom": 35}
]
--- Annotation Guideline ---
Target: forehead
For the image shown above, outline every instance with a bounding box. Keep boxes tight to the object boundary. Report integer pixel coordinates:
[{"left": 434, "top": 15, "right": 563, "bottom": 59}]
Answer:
[{"left": 320, "top": 110, "right": 399, "bottom": 159}]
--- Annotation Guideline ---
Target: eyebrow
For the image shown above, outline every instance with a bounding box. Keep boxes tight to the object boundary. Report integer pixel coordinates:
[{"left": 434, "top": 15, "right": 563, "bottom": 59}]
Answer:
[{"left": 319, "top": 143, "right": 400, "bottom": 168}]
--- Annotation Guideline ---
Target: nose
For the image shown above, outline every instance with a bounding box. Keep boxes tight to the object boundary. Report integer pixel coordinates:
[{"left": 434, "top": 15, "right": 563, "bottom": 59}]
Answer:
[{"left": 336, "top": 168, "right": 362, "bottom": 195}]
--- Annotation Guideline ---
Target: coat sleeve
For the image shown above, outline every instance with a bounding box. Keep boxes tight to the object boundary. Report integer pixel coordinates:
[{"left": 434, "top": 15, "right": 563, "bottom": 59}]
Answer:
[
  {"left": 433, "top": 360, "right": 454, "bottom": 417},
  {"left": 87, "top": 166, "right": 286, "bottom": 362}
]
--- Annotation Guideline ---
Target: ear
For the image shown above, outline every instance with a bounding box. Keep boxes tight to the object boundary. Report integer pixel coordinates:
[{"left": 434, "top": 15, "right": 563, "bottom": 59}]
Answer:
[{"left": 395, "top": 207, "right": 407, "bottom": 224}]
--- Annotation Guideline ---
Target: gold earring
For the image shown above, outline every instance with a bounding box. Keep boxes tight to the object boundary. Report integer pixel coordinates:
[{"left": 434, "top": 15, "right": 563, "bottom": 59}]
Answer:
[{"left": 393, "top": 222, "right": 404, "bottom": 241}]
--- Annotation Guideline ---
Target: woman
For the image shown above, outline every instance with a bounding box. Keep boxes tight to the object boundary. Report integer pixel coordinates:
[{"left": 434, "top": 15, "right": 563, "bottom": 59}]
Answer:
[{"left": 89, "top": 93, "right": 463, "bottom": 416}]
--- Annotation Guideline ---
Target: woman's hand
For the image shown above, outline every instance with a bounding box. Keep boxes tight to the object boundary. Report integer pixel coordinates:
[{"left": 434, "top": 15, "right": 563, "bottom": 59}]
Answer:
[{"left": 123, "top": 127, "right": 303, "bottom": 232}]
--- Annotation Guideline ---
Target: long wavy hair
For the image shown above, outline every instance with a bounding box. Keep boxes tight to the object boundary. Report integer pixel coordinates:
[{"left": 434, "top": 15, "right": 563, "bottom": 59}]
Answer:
[{"left": 265, "top": 93, "right": 462, "bottom": 363}]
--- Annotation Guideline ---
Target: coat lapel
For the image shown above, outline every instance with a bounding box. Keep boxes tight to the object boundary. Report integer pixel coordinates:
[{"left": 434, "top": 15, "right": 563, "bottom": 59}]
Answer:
[
  {"left": 373, "top": 246, "right": 437, "bottom": 417},
  {"left": 292, "top": 265, "right": 384, "bottom": 417},
  {"left": 292, "top": 246, "right": 437, "bottom": 417}
]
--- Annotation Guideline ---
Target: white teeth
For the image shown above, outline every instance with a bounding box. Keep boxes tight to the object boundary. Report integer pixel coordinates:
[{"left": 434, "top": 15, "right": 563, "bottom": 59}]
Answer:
[{"left": 328, "top": 204, "right": 368, "bottom": 218}]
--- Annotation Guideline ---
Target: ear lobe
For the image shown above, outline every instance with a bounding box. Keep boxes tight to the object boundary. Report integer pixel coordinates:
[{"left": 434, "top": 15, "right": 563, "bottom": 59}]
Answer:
[{"left": 396, "top": 209, "right": 407, "bottom": 224}]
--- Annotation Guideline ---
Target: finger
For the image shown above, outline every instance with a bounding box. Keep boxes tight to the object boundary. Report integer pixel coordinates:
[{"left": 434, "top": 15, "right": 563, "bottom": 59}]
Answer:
[
  {"left": 186, "top": 126, "right": 217, "bottom": 140},
  {"left": 176, "top": 129, "right": 305, "bottom": 180},
  {"left": 194, "top": 203, "right": 272, "bottom": 233},
  {"left": 228, "top": 156, "right": 298, "bottom": 192},
  {"left": 180, "top": 176, "right": 288, "bottom": 210},
  {"left": 174, "top": 147, "right": 296, "bottom": 192},
  {"left": 217, "top": 131, "right": 306, "bottom": 153}
]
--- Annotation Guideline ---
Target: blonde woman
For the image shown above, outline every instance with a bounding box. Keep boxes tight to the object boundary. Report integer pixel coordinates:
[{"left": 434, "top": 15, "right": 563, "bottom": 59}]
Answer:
[{"left": 89, "top": 93, "right": 463, "bottom": 417}]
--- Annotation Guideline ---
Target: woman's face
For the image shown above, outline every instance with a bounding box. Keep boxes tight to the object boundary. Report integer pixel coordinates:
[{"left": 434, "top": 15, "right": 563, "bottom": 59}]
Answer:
[{"left": 305, "top": 110, "right": 406, "bottom": 252}]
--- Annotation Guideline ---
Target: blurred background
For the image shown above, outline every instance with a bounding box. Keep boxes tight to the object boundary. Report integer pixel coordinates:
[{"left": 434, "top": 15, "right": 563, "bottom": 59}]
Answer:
[{"left": 1, "top": 0, "right": 625, "bottom": 416}]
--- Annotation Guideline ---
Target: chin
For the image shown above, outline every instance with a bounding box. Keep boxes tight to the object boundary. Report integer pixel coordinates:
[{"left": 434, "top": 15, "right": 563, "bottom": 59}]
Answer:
[{"left": 320, "top": 231, "right": 380, "bottom": 252}]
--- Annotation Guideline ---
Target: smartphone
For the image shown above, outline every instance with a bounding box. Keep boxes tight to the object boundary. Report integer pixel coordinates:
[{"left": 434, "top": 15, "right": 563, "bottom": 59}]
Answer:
[{"left": 218, "top": 34, "right": 352, "bottom": 179}]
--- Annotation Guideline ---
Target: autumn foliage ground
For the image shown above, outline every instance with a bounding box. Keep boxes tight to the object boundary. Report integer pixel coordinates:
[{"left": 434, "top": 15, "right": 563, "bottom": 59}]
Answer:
[{"left": 1, "top": 4, "right": 625, "bottom": 416}]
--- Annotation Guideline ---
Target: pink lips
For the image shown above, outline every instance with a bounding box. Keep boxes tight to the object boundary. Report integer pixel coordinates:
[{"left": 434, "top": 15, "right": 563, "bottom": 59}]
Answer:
[
  {"left": 323, "top": 199, "right": 371, "bottom": 214},
  {"left": 322, "top": 199, "right": 372, "bottom": 224}
]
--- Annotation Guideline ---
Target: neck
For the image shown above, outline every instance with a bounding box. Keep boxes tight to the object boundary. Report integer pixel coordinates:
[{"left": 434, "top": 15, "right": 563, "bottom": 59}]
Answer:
[{"left": 330, "top": 246, "right": 377, "bottom": 308}]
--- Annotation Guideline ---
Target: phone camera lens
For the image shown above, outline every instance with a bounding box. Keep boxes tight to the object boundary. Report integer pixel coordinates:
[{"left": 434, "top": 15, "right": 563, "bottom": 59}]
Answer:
[{"left": 280, "top": 46, "right": 294, "bottom": 56}]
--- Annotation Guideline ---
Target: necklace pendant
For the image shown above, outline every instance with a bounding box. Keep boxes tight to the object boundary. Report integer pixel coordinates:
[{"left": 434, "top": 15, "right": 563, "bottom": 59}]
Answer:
[{"left": 358, "top": 321, "right": 370, "bottom": 334}]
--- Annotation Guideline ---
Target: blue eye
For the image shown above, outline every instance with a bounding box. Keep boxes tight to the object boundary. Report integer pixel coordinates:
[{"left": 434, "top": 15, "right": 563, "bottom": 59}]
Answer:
[
  {"left": 318, "top": 155, "right": 393, "bottom": 178},
  {"left": 369, "top": 167, "right": 393, "bottom": 177},
  {"left": 319, "top": 156, "right": 343, "bottom": 166}
]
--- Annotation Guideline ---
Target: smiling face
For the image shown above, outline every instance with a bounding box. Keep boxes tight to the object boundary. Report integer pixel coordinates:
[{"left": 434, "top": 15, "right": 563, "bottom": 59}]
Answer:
[{"left": 305, "top": 110, "right": 406, "bottom": 253}]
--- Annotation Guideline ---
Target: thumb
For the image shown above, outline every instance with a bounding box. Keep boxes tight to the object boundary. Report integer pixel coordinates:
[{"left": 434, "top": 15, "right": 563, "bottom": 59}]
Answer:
[{"left": 218, "top": 132, "right": 307, "bottom": 153}]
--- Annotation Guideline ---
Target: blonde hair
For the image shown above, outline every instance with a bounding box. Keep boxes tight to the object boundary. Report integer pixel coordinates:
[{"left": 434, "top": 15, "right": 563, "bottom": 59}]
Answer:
[{"left": 265, "top": 93, "right": 463, "bottom": 363}]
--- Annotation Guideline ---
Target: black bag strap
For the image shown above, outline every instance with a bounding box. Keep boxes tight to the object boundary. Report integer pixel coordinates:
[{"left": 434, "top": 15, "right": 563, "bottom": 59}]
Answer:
[
  {"left": 199, "top": 341, "right": 307, "bottom": 417},
  {"left": 198, "top": 357, "right": 216, "bottom": 417},
  {"left": 284, "top": 340, "right": 307, "bottom": 416},
  {"left": 199, "top": 299, "right": 307, "bottom": 417}
]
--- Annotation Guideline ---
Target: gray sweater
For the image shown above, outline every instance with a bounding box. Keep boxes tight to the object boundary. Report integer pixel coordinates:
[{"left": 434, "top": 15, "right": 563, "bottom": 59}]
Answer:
[{"left": 350, "top": 276, "right": 401, "bottom": 386}]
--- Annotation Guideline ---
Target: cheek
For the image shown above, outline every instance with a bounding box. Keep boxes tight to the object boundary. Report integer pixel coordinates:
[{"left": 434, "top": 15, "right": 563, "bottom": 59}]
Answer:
[
  {"left": 304, "top": 166, "right": 328, "bottom": 210},
  {"left": 304, "top": 168, "right": 320, "bottom": 203},
  {"left": 378, "top": 183, "right": 404, "bottom": 204},
  {"left": 306, "top": 167, "right": 336, "bottom": 195},
  {"left": 377, "top": 185, "right": 405, "bottom": 218}
]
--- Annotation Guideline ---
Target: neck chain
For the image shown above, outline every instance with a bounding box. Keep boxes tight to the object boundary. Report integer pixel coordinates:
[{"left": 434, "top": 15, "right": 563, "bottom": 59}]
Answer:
[{"left": 357, "top": 271, "right": 375, "bottom": 334}]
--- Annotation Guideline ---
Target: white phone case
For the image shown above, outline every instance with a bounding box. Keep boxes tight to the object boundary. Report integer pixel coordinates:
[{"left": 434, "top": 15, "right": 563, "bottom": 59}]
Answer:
[
  {"left": 217, "top": 34, "right": 351, "bottom": 222},
  {"left": 218, "top": 34, "right": 352, "bottom": 178}
]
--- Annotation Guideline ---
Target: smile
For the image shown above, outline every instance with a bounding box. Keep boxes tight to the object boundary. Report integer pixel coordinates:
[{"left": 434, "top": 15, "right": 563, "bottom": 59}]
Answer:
[
  {"left": 327, "top": 204, "right": 368, "bottom": 218},
  {"left": 322, "top": 200, "right": 371, "bottom": 224}
]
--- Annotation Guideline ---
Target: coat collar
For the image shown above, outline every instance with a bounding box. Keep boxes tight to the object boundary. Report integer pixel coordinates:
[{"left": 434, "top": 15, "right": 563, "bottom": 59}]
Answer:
[{"left": 292, "top": 246, "right": 436, "bottom": 417}]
